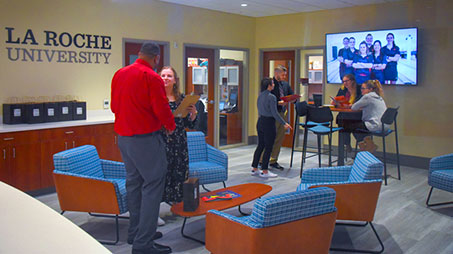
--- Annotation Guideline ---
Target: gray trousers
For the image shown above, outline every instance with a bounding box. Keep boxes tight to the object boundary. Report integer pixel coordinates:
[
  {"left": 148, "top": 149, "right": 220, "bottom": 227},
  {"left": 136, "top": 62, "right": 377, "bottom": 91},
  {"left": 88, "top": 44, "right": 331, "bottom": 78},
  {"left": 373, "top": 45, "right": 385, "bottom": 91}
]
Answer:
[{"left": 118, "top": 132, "right": 167, "bottom": 250}]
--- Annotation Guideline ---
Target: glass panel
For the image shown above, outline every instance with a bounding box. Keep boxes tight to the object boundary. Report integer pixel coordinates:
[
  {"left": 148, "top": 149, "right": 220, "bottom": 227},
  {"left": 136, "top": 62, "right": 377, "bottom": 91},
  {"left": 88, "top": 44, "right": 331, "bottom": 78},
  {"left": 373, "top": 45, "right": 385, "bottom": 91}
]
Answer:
[
  {"left": 188, "top": 57, "right": 208, "bottom": 135},
  {"left": 218, "top": 49, "right": 246, "bottom": 146},
  {"left": 296, "top": 49, "right": 324, "bottom": 149}
]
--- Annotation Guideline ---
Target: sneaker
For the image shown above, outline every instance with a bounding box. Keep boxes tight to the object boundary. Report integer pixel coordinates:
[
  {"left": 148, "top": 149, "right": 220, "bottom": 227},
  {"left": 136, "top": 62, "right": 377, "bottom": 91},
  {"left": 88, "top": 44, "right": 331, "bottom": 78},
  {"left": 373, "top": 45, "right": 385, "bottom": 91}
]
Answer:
[
  {"left": 269, "top": 163, "right": 284, "bottom": 170},
  {"left": 259, "top": 171, "right": 278, "bottom": 178},
  {"left": 251, "top": 169, "right": 260, "bottom": 176},
  {"left": 158, "top": 217, "right": 165, "bottom": 226}
]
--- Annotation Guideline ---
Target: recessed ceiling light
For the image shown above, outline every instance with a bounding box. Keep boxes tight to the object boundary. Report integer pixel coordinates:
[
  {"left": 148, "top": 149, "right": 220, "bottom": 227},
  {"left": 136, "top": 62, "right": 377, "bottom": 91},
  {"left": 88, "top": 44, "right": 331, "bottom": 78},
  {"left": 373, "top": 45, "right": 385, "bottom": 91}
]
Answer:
[{"left": 241, "top": 3, "right": 248, "bottom": 7}]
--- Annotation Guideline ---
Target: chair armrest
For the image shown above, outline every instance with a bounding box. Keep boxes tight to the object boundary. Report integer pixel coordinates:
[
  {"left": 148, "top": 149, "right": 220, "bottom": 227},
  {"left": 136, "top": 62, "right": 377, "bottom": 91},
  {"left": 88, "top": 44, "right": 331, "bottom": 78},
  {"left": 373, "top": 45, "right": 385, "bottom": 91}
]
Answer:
[
  {"left": 53, "top": 171, "right": 121, "bottom": 214},
  {"left": 309, "top": 181, "right": 382, "bottom": 222},
  {"left": 429, "top": 153, "right": 453, "bottom": 173},
  {"left": 101, "top": 159, "right": 126, "bottom": 179},
  {"left": 207, "top": 145, "right": 228, "bottom": 168},
  {"left": 301, "top": 166, "right": 351, "bottom": 183},
  {"left": 208, "top": 210, "right": 258, "bottom": 228}
]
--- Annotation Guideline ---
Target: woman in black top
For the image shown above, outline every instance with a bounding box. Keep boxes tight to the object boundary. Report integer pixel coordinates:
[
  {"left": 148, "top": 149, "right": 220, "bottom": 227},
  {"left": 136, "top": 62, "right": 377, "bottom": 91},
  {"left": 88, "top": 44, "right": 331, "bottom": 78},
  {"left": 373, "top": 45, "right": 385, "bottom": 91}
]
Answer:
[{"left": 251, "top": 78, "right": 291, "bottom": 178}]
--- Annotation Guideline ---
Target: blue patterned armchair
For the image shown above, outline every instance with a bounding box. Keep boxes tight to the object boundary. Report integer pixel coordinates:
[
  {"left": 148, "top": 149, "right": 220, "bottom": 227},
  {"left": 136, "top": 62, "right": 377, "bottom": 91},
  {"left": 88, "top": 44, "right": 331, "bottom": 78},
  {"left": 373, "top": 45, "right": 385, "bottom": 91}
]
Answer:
[
  {"left": 297, "top": 151, "right": 385, "bottom": 253},
  {"left": 53, "top": 145, "right": 128, "bottom": 245},
  {"left": 426, "top": 153, "right": 453, "bottom": 207},
  {"left": 187, "top": 131, "right": 228, "bottom": 190},
  {"left": 206, "top": 187, "right": 337, "bottom": 254}
]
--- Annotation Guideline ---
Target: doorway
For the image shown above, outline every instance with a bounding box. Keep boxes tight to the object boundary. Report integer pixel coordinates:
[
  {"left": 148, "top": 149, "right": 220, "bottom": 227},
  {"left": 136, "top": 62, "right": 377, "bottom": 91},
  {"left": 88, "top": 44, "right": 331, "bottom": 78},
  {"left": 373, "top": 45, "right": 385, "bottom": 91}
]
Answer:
[
  {"left": 123, "top": 40, "right": 168, "bottom": 71},
  {"left": 184, "top": 47, "right": 215, "bottom": 145},
  {"left": 262, "top": 50, "right": 296, "bottom": 148}
]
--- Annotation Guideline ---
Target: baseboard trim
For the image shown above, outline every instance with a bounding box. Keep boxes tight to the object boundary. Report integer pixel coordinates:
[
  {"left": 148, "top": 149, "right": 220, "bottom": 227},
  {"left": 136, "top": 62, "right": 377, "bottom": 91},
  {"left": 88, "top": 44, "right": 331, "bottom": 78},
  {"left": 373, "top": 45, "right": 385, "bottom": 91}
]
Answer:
[{"left": 247, "top": 135, "right": 430, "bottom": 169}]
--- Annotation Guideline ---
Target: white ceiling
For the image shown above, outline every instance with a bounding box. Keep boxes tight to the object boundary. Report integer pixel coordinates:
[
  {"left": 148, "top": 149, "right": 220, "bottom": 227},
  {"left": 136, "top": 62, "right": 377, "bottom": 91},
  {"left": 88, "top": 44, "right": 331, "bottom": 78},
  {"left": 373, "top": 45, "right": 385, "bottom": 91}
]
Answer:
[{"left": 158, "top": 0, "right": 403, "bottom": 17}]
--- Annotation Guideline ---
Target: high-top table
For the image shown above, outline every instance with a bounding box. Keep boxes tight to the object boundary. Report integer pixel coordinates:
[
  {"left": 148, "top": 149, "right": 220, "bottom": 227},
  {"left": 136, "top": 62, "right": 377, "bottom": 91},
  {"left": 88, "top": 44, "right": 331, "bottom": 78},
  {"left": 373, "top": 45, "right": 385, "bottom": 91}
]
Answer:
[{"left": 171, "top": 183, "right": 272, "bottom": 244}]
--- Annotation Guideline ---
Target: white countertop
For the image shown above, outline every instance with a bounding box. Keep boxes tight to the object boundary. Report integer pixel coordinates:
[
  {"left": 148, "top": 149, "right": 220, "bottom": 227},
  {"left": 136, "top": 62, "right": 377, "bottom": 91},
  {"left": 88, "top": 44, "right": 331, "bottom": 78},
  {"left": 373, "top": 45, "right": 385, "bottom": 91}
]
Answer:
[
  {"left": 0, "top": 181, "right": 111, "bottom": 254},
  {"left": 0, "top": 110, "right": 115, "bottom": 133}
]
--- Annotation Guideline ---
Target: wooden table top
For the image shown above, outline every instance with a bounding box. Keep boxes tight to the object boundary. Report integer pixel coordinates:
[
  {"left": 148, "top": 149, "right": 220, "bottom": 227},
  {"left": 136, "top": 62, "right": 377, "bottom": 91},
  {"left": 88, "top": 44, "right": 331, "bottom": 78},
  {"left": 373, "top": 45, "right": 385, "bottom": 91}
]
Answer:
[
  {"left": 171, "top": 183, "right": 272, "bottom": 217},
  {"left": 330, "top": 107, "right": 361, "bottom": 113}
]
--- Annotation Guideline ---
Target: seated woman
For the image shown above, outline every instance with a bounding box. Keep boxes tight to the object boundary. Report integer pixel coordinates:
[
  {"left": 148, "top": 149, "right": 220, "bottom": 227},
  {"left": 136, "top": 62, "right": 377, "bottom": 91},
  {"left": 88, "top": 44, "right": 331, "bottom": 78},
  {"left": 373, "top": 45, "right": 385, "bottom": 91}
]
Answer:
[
  {"left": 333, "top": 73, "right": 362, "bottom": 152},
  {"left": 351, "top": 80, "right": 387, "bottom": 152},
  {"left": 251, "top": 78, "right": 291, "bottom": 178}
]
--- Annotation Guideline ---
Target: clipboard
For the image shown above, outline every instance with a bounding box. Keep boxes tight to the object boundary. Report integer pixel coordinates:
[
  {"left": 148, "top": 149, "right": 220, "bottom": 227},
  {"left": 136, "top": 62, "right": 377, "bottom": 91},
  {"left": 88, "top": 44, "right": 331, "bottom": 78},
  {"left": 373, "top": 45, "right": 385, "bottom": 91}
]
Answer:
[
  {"left": 280, "top": 94, "right": 301, "bottom": 102},
  {"left": 173, "top": 95, "right": 200, "bottom": 118}
]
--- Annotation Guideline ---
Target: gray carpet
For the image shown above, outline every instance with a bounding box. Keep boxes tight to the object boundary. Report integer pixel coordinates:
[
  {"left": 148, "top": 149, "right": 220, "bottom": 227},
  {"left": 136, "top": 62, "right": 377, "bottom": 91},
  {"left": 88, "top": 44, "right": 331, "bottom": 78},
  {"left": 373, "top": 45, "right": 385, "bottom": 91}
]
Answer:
[{"left": 37, "top": 146, "right": 453, "bottom": 254}]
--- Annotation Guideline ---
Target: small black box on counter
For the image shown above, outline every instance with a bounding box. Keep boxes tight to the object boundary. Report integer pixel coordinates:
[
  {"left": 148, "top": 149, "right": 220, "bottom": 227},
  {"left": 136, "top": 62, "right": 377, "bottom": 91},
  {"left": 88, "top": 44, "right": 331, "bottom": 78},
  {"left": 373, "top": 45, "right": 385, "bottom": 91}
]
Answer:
[
  {"left": 72, "top": 101, "right": 86, "bottom": 120},
  {"left": 2, "top": 104, "right": 25, "bottom": 124},
  {"left": 58, "top": 101, "right": 73, "bottom": 121},
  {"left": 183, "top": 177, "right": 200, "bottom": 212},
  {"left": 24, "top": 103, "right": 44, "bottom": 124},
  {"left": 43, "top": 102, "right": 60, "bottom": 122}
]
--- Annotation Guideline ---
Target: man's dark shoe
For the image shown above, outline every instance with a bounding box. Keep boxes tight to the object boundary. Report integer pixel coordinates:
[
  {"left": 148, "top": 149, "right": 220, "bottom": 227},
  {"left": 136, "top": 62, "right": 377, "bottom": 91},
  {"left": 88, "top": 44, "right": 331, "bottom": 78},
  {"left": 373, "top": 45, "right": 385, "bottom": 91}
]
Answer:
[
  {"left": 128, "top": 231, "right": 163, "bottom": 245},
  {"left": 132, "top": 243, "right": 172, "bottom": 254},
  {"left": 269, "top": 163, "right": 284, "bottom": 170}
]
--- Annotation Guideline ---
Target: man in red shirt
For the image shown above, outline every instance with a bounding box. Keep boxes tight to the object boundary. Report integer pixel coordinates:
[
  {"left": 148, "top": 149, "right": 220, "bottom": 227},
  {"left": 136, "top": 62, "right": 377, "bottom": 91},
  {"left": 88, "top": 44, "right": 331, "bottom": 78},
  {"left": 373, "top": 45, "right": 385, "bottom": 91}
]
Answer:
[{"left": 111, "top": 42, "right": 175, "bottom": 254}]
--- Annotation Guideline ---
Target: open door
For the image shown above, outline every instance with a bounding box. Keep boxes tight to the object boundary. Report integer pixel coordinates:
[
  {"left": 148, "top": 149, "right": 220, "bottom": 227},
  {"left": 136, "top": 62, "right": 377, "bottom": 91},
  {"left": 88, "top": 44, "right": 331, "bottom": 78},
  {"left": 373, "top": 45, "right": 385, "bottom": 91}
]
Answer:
[
  {"left": 185, "top": 47, "right": 215, "bottom": 145},
  {"left": 262, "top": 50, "right": 296, "bottom": 148}
]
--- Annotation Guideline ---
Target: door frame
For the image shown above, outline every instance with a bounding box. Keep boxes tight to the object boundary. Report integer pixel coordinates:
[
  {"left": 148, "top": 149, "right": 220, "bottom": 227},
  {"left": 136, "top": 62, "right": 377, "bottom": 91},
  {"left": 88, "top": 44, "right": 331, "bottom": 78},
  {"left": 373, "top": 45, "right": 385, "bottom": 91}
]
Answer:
[
  {"left": 122, "top": 38, "right": 170, "bottom": 68},
  {"left": 183, "top": 43, "right": 250, "bottom": 148},
  {"left": 259, "top": 49, "right": 299, "bottom": 148}
]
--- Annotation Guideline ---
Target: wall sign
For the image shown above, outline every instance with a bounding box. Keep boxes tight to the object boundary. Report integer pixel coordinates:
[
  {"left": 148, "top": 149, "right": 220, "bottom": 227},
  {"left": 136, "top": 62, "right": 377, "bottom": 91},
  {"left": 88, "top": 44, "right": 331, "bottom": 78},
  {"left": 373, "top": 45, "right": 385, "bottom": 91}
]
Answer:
[{"left": 4, "top": 27, "right": 112, "bottom": 64}]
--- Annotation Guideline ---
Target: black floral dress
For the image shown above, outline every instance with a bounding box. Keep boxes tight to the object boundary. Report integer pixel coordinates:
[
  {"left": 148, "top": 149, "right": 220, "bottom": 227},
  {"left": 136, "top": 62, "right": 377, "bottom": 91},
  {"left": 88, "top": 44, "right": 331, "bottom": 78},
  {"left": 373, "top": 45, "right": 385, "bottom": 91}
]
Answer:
[{"left": 161, "top": 94, "right": 197, "bottom": 203}]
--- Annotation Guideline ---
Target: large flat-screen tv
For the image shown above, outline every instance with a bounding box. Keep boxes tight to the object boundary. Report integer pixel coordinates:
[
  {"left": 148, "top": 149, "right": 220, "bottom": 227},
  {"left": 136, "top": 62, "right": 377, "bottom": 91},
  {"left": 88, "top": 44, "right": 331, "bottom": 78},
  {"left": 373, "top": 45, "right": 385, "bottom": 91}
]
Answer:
[{"left": 326, "top": 27, "right": 417, "bottom": 85}]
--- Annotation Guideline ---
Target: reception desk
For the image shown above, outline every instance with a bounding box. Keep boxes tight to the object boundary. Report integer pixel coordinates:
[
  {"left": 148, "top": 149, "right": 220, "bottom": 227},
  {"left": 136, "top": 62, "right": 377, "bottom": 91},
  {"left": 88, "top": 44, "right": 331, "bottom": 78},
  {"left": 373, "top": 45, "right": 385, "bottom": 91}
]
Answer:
[{"left": 0, "top": 181, "right": 111, "bottom": 253}]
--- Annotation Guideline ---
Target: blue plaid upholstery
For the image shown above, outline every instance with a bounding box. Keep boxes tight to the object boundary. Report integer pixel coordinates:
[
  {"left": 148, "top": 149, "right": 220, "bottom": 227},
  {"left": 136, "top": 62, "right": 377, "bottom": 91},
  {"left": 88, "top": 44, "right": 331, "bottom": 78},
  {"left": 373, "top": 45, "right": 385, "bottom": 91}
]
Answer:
[
  {"left": 53, "top": 145, "right": 104, "bottom": 178},
  {"left": 187, "top": 132, "right": 228, "bottom": 185},
  {"left": 101, "top": 159, "right": 126, "bottom": 179},
  {"left": 428, "top": 153, "right": 453, "bottom": 193},
  {"left": 208, "top": 187, "right": 336, "bottom": 229},
  {"left": 301, "top": 166, "right": 351, "bottom": 183},
  {"left": 53, "top": 145, "right": 128, "bottom": 214},
  {"left": 298, "top": 152, "right": 384, "bottom": 190},
  {"left": 187, "top": 132, "right": 208, "bottom": 162},
  {"left": 349, "top": 151, "right": 384, "bottom": 181}
]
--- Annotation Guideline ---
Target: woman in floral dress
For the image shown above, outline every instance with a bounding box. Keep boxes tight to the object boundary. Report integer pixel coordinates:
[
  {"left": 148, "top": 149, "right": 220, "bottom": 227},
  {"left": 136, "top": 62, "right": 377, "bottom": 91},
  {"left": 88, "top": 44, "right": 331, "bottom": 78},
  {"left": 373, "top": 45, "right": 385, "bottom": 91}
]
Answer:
[{"left": 160, "top": 66, "right": 198, "bottom": 206}]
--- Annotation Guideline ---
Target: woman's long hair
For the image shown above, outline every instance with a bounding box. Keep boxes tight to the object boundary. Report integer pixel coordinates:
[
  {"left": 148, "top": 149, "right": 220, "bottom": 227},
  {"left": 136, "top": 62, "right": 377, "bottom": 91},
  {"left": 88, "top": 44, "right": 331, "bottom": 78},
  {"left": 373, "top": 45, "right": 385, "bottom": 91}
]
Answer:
[
  {"left": 160, "top": 66, "right": 182, "bottom": 103},
  {"left": 373, "top": 40, "right": 385, "bottom": 62},
  {"left": 344, "top": 73, "right": 357, "bottom": 103},
  {"left": 365, "top": 79, "right": 384, "bottom": 98},
  {"left": 386, "top": 32, "right": 398, "bottom": 49}
]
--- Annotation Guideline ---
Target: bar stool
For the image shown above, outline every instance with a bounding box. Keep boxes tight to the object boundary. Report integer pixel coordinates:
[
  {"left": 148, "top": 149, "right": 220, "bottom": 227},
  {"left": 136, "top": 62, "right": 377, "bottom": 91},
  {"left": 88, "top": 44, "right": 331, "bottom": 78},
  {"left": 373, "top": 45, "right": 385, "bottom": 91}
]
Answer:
[
  {"left": 355, "top": 107, "right": 401, "bottom": 185},
  {"left": 300, "top": 106, "right": 342, "bottom": 176}
]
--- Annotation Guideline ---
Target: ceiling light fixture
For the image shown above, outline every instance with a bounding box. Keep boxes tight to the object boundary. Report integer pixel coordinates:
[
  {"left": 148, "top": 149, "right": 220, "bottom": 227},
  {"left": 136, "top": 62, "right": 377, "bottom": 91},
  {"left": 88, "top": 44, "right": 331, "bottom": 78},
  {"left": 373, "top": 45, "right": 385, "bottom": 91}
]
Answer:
[{"left": 241, "top": 3, "right": 248, "bottom": 7}]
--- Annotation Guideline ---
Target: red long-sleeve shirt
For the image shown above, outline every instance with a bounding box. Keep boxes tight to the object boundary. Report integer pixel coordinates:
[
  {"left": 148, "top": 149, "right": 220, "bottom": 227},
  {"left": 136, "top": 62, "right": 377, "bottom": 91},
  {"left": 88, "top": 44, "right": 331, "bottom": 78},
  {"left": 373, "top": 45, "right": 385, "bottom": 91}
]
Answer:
[{"left": 111, "top": 58, "right": 175, "bottom": 136}]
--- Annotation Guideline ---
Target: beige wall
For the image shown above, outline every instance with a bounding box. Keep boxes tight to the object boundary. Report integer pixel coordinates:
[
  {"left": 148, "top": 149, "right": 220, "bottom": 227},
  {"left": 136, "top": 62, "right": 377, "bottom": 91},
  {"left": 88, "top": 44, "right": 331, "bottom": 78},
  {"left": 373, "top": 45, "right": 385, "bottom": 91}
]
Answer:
[
  {"left": 0, "top": 0, "right": 255, "bottom": 109},
  {"left": 1, "top": 0, "right": 452, "bottom": 158},
  {"left": 253, "top": 0, "right": 453, "bottom": 158}
]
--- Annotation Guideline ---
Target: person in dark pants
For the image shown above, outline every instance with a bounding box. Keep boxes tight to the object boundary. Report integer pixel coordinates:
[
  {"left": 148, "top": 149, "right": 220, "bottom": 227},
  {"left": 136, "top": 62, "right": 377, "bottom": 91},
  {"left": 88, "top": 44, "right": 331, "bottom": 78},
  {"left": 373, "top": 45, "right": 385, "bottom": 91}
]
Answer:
[
  {"left": 111, "top": 42, "right": 175, "bottom": 254},
  {"left": 252, "top": 78, "right": 291, "bottom": 178},
  {"left": 261, "top": 65, "right": 294, "bottom": 170}
]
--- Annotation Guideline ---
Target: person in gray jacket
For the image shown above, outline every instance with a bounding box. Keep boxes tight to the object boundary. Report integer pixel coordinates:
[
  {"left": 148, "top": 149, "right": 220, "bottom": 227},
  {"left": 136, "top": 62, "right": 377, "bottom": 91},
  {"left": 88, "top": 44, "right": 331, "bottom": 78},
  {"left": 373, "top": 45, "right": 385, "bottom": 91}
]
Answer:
[
  {"left": 351, "top": 80, "right": 387, "bottom": 151},
  {"left": 251, "top": 77, "right": 292, "bottom": 178}
]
